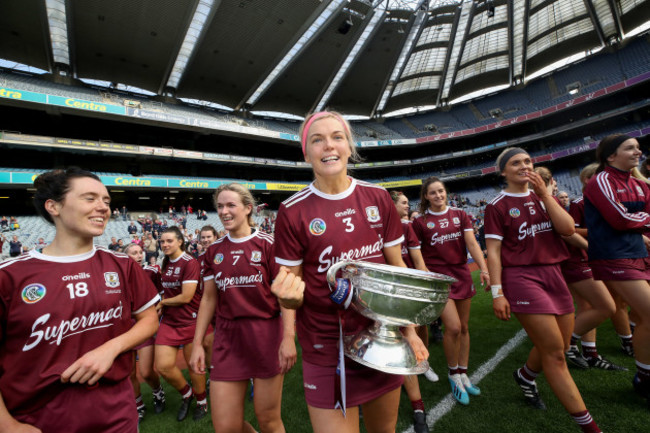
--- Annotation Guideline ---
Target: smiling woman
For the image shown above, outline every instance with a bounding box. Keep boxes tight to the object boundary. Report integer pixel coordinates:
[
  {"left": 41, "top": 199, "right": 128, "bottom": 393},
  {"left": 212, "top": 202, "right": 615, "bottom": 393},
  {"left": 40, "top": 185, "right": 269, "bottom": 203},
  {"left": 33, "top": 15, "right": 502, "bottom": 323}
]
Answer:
[
  {"left": 0, "top": 167, "right": 160, "bottom": 433},
  {"left": 271, "top": 111, "right": 428, "bottom": 433}
]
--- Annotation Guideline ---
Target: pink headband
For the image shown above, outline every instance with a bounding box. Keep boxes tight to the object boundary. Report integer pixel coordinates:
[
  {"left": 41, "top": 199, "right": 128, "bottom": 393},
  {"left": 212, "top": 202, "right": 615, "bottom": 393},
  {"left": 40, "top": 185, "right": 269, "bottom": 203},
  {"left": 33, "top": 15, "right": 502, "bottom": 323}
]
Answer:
[{"left": 301, "top": 112, "right": 350, "bottom": 156}]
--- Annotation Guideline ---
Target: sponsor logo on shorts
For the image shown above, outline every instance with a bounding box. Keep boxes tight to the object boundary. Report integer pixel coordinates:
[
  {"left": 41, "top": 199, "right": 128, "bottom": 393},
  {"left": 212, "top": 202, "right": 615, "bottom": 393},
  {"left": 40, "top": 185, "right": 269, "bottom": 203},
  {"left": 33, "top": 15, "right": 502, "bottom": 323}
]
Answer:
[
  {"left": 22, "top": 284, "right": 46, "bottom": 304},
  {"left": 309, "top": 218, "right": 327, "bottom": 236},
  {"left": 304, "top": 383, "right": 317, "bottom": 390},
  {"left": 427, "top": 222, "right": 435, "bottom": 229},
  {"left": 251, "top": 250, "right": 262, "bottom": 262},
  {"left": 104, "top": 272, "right": 120, "bottom": 288},
  {"left": 365, "top": 206, "right": 380, "bottom": 223},
  {"left": 214, "top": 253, "right": 224, "bottom": 264},
  {"left": 509, "top": 208, "right": 521, "bottom": 218},
  {"left": 612, "top": 270, "right": 625, "bottom": 274},
  {"left": 516, "top": 300, "right": 530, "bottom": 305}
]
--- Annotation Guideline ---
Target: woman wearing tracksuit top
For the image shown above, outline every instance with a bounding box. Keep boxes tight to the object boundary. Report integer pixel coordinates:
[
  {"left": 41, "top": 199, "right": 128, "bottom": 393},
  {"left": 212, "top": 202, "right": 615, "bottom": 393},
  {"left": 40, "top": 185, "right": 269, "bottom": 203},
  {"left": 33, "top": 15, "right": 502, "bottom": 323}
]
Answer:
[{"left": 584, "top": 134, "right": 650, "bottom": 409}]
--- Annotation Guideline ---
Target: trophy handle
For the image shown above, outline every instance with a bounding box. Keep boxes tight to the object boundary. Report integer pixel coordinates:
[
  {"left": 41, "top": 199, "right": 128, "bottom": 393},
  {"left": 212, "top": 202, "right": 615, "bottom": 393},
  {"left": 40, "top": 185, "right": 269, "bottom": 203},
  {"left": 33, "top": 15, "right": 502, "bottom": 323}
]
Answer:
[{"left": 326, "top": 260, "right": 356, "bottom": 289}]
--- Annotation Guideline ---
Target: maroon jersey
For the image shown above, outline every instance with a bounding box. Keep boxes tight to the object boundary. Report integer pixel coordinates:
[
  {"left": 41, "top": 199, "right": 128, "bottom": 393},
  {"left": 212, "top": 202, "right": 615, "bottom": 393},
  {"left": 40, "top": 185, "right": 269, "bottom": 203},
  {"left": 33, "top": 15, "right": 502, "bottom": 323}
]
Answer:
[
  {"left": 566, "top": 198, "right": 589, "bottom": 264},
  {"left": 160, "top": 252, "right": 201, "bottom": 327},
  {"left": 203, "top": 230, "right": 279, "bottom": 320},
  {"left": 484, "top": 191, "right": 569, "bottom": 267},
  {"left": 274, "top": 179, "right": 404, "bottom": 367},
  {"left": 143, "top": 265, "right": 162, "bottom": 293},
  {"left": 400, "top": 220, "right": 420, "bottom": 269},
  {"left": 412, "top": 207, "right": 473, "bottom": 266},
  {"left": 0, "top": 247, "right": 159, "bottom": 415}
]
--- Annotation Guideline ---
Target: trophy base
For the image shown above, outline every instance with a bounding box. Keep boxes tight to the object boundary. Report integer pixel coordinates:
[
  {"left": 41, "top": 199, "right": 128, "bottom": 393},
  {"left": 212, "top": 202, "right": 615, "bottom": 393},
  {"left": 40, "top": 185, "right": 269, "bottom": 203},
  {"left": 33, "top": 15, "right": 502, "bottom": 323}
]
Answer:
[{"left": 343, "top": 324, "right": 429, "bottom": 375}]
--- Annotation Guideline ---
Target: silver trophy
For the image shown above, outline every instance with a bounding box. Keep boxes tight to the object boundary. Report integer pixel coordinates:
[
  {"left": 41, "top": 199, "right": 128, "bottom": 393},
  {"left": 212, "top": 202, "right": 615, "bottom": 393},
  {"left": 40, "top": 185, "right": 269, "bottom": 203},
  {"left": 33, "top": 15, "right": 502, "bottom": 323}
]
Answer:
[{"left": 327, "top": 260, "right": 455, "bottom": 375}]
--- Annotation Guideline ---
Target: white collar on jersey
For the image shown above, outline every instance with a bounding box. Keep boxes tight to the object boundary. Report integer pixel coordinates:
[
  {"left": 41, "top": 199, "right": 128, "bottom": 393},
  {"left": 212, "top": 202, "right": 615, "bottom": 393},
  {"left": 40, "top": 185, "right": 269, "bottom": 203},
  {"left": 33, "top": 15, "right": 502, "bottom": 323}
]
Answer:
[
  {"left": 426, "top": 207, "right": 449, "bottom": 216},
  {"left": 308, "top": 177, "right": 357, "bottom": 200},
  {"left": 500, "top": 190, "right": 531, "bottom": 198},
  {"left": 227, "top": 228, "right": 257, "bottom": 243},
  {"left": 30, "top": 246, "right": 97, "bottom": 263},
  {"left": 169, "top": 252, "right": 188, "bottom": 263}
]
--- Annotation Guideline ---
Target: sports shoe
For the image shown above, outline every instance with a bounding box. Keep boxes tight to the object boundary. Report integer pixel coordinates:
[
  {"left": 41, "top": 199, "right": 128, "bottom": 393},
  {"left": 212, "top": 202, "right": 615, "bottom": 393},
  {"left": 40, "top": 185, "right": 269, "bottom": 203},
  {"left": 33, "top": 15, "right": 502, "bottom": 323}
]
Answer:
[
  {"left": 193, "top": 403, "right": 209, "bottom": 421},
  {"left": 137, "top": 406, "right": 145, "bottom": 424},
  {"left": 586, "top": 355, "right": 628, "bottom": 371},
  {"left": 430, "top": 321, "right": 444, "bottom": 343},
  {"left": 423, "top": 367, "right": 439, "bottom": 383},
  {"left": 633, "top": 374, "right": 650, "bottom": 398},
  {"left": 621, "top": 343, "right": 635, "bottom": 357},
  {"left": 460, "top": 373, "right": 481, "bottom": 396},
  {"left": 413, "top": 411, "right": 429, "bottom": 433},
  {"left": 153, "top": 391, "right": 166, "bottom": 414},
  {"left": 448, "top": 374, "right": 469, "bottom": 405},
  {"left": 566, "top": 346, "right": 589, "bottom": 369},
  {"left": 513, "top": 370, "right": 546, "bottom": 410},
  {"left": 633, "top": 373, "right": 650, "bottom": 410},
  {"left": 177, "top": 395, "right": 193, "bottom": 422}
]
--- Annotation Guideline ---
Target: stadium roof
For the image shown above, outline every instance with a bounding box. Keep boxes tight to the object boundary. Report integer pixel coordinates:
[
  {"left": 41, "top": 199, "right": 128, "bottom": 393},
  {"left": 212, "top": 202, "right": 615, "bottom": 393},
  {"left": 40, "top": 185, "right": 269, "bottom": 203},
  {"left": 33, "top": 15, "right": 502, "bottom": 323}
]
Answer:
[{"left": 1, "top": 0, "right": 649, "bottom": 118}]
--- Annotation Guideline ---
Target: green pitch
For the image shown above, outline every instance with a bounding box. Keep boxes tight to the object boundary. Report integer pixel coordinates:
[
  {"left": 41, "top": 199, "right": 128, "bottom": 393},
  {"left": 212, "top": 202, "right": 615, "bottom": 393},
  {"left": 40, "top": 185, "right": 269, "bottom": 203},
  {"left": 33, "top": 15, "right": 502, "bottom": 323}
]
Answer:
[{"left": 139, "top": 271, "right": 650, "bottom": 432}]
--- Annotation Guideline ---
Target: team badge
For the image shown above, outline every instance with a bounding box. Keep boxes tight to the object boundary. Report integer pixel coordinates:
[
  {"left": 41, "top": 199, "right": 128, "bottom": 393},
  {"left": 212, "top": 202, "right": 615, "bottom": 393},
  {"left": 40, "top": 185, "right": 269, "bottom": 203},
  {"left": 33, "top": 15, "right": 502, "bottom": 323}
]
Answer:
[
  {"left": 427, "top": 222, "right": 435, "bottom": 229},
  {"left": 214, "top": 253, "right": 224, "bottom": 264},
  {"left": 251, "top": 250, "right": 262, "bottom": 262},
  {"left": 637, "top": 185, "right": 645, "bottom": 196},
  {"left": 104, "top": 272, "right": 120, "bottom": 288},
  {"left": 365, "top": 206, "right": 380, "bottom": 223},
  {"left": 174, "top": 267, "right": 181, "bottom": 275},
  {"left": 509, "top": 208, "right": 520, "bottom": 218},
  {"left": 309, "top": 218, "right": 326, "bottom": 236},
  {"left": 21, "top": 283, "right": 46, "bottom": 304},
  {"left": 453, "top": 217, "right": 460, "bottom": 225}
]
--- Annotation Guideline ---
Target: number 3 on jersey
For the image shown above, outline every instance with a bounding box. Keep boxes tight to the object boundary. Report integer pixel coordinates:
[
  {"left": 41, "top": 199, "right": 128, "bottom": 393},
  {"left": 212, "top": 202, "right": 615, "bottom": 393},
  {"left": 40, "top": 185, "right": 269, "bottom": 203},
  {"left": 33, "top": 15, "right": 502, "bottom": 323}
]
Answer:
[
  {"left": 67, "top": 282, "right": 89, "bottom": 299},
  {"left": 342, "top": 217, "right": 355, "bottom": 233}
]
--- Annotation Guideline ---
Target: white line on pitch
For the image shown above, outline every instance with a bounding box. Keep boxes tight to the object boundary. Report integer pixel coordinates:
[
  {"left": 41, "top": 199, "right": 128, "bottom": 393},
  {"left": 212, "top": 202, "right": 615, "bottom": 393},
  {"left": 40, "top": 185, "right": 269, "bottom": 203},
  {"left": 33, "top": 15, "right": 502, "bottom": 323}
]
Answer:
[{"left": 400, "top": 328, "right": 528, "bottom": 433}]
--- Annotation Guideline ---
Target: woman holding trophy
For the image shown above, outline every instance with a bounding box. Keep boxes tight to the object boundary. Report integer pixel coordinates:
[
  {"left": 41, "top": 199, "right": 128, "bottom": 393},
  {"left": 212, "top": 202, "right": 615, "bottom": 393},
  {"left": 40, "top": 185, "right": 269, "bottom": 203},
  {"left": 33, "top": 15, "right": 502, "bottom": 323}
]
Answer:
[
  {"left": 412, "top": 177, "right": 489, "bottom": 405},
  {"left": 271, "top": 111, "right": 428, "bottom": 433}
]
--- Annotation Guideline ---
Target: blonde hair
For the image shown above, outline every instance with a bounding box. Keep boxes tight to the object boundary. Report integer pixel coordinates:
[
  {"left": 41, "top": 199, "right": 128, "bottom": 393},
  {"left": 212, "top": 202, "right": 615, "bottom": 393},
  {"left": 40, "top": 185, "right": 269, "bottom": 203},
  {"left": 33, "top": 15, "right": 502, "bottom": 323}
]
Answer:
[
  {"left": 299, "top": 111, "right": 360, "bottom": 163},
  {"left": 213, "top": 183, "right": 256, "bottom": 227},
  {"left": 579, "top": 163, "right": 599, "bottom": 189}
]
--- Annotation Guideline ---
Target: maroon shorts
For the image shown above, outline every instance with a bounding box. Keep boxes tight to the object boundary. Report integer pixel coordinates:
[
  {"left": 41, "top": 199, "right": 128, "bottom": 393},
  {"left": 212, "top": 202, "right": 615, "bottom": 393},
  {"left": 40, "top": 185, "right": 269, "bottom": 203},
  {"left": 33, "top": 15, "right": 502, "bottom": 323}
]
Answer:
[
  {"left": 155, "top": 322, "right": 196, "bottom": 346},
  {"left": 135, "top": 336, "right": 155, "bottom": 351},
  {"left": 210, "top": 316, "right": 282, "bottom": 381},
  {"left": 561, "top": 261, "right": 594, "bottom": 284},
  {"left": 590, "top": 258, "right": 650, "bottom": 281},
  {"left": 14, "top": 379, "right": 137, "bottom": 433},
  {"left": 427, "top": 263, "right": 475, "bottom": 300},
  {"left": 502, "top": 264, "right": 574, "bottom": 315},
  {"left": 302, "top": 358, "right": 403, "bottom": 409}
]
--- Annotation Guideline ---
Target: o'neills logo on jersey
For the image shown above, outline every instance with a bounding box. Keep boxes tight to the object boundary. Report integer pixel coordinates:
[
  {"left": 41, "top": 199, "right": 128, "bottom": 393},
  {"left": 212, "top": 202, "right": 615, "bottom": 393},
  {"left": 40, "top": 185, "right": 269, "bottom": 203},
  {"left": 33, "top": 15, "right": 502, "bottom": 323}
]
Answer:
[
  {"left": 365, "top": 206, "right": 380, "bottom": 223},
  {"left": 61, "top": 272, "right": 91, "bottom": 281},
  {"left": 334, "top": 208, "right": 356, "bottom": 218},
  {"left": 430, "top": 231, "right": 462, "bottom": 246},
  {"left": 22, "top": 284, "right": 46, "bottom": 304},
  {"left": 518, "top": 221, "right": 553, "bottom": 240},
  {"left": 22, "top": 301, "right": 124, "bottom": 352},
  {"left": 214, "top": 271, "right": 263, "bottom": 291},
  {"left": 317, "top": 236, "right": 384, "bottom": 273}
]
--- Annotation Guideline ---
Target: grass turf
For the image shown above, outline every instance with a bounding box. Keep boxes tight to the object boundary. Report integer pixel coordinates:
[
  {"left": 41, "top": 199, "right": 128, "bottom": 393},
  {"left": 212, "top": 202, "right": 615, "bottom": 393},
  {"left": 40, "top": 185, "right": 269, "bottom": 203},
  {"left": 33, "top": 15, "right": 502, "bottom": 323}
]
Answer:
[{"left": 139, "top": 271, "right": 650, "bottom": 432}]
